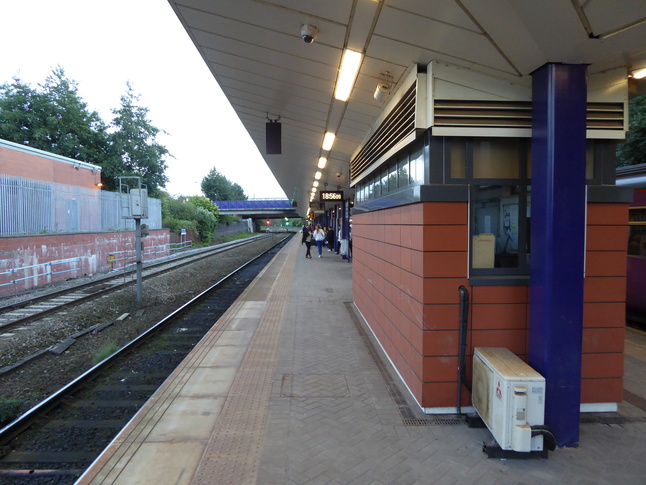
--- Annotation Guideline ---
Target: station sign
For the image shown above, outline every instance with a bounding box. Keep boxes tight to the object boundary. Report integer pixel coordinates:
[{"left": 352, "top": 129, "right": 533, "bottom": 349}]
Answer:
[{"left": 320, "top": 191, "right": 343, "bottom": 202}]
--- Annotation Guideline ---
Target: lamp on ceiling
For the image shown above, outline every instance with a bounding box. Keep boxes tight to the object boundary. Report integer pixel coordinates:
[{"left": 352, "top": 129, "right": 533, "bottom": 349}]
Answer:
[
  {"left": 374, "top": 72, "right": 393, "bottom": 103},
  {"left": 631, "top": 67, "right": 646, "bottom": 79},
  {"left": 322, "top": 132, "right": 335, "bottom": 151},
  {"left": 334, "top": 49, "right": 362, "bottom": 101}
]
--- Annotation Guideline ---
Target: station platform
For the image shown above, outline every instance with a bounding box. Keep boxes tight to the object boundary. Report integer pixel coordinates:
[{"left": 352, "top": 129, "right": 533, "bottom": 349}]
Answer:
[{"left": 77, "top": 235, "right": 646, "bottom": 484}]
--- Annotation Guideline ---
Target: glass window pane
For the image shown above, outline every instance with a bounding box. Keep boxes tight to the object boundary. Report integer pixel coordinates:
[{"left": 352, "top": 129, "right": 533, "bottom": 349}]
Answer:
[
  {"left": 450, "top": 138, "right": 466, "bottom": 178},
  {"left": 388, "top": 163, "right": 397, "bottom": 192},
  {"left": 381, "top": 167, "right": 388, "bottom": 195},
  {"left": 473, "top": 139, "right": 520, "bottom": 178},
  {"left": 586, "top": 141, "right": 594, "bottom": 180},
  {"left": 410, "top": 146, "right": 424, "bottom": 184},
  {"left": 398, "top": 156, "right": 408, "bottom": 188},
  {"left": 472, "top": 185, "right": 520, "bottom": 268}
]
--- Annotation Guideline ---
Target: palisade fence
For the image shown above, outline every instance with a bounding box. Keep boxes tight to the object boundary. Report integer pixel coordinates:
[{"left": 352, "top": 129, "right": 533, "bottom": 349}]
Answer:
[{"left": 0, "top": 175, "right": 162, "bottom": 236}]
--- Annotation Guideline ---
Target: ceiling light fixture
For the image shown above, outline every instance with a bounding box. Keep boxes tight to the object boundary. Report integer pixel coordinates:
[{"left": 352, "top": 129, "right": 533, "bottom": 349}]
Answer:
[
  {"left": 334, "top": 49, "right": 362, "bottom": 101},
  {"left": 374, "top": 71, "right": 393, "bottom": 103},
  {"left": 313, "top": 181, "right": 319, "bottom": 187},
  {"left": 322, "top": 132, "right": 335, "bottom": 151},
  {"left": 317, "top": 157, "right": 327, "bottom": 169},
  {"left": 631, "top": 67, "right": 646, "bottom": 79},
  {"left": 314, "top": 171, "right": 322, "bottom": 180}
]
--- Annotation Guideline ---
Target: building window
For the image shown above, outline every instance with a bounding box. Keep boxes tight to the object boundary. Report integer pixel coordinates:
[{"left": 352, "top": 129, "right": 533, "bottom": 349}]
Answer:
[
  {"left": 354, "top": 138, "right": 427, "bottom": 203},
  {"left": 458, "top": 138, "right": 531, "bottom": 276},
  {"left": 472, "top": 185, "right": 531, "bottom": 273}
]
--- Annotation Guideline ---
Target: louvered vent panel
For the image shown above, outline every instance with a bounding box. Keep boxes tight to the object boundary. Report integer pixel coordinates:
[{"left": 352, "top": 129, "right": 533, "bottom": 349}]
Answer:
[
  {"left": 586, "top": 102, "right": 624, "bottom": 130},
  {"left": 350, "top": 83, "right": 417, "bottom": 180},
  {"left": 433, "top": 100, "right": 624, "bottom": 130},
  {"left": 434, "top": 100, "right": 532, "bottom": 128}
]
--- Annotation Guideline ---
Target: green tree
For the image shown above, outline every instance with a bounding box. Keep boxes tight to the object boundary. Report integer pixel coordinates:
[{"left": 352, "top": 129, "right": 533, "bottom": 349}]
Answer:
[
  {"left": 110, "top": 83, "right": 169, "bottom": 196},
  {"left": 0, "top": 68, "right": 170, "bottom": 194},
  {"left": 617, "top": 94, "right": 646, "bottom": 166},
  {"left": 201, "top": 167, "right": 248, "bottom": 201},
  {"left": 0, "top": 67, "right": 110, "bottom": 165}
]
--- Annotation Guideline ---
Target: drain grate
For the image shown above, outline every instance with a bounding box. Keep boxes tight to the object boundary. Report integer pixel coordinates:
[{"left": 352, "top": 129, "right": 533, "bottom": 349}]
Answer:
[
  {"left": 402, "top": 418, "right": 465, "bottom": 426},
  {"left": 580, "top": 415, "right": 646, "bottom": 425}
]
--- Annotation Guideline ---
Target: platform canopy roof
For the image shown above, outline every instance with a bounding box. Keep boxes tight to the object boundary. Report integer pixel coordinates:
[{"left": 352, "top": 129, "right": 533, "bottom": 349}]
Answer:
[{"left": 167, "top": 0, "right": 646, "bottom": 215}]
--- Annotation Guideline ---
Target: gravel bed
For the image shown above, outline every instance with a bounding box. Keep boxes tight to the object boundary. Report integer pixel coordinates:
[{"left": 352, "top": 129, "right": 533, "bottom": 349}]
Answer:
[{"left": 0, "top": 234, "right": 289, "bottom": 420}]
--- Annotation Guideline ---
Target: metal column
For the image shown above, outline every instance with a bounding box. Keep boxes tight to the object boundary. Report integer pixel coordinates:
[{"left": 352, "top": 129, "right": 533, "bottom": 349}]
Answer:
[{"left": 529, "top": 63, "right": 587, "bottom": 447}]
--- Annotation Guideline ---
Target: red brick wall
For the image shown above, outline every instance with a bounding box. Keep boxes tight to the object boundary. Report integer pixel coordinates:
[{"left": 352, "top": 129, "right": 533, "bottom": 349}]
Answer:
[
  {"left": 0, "top": 230, "right": 169, "bottom": 297},
  {"left": 0, "top": 144, "right": 100, "bottom": 188},
  {"left": 353, "top": 200, "right": 627, "bottom": 411}
]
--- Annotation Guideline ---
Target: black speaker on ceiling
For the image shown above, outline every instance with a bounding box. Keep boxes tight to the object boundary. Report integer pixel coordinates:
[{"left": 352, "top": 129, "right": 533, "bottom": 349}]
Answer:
[{"left": 266, "top": 121, "right": 281, "bottom": 154}]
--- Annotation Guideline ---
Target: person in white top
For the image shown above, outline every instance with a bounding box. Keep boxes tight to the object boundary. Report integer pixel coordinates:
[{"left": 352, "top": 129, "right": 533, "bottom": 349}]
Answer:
[{"left": 313, "top": 224, "right": 326, "bottom": 258}]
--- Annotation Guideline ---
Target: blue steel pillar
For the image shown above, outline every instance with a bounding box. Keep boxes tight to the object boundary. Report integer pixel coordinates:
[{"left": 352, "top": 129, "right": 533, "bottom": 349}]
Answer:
[{"left": 529, "top": 63, "right": 587, "bottom": 447}]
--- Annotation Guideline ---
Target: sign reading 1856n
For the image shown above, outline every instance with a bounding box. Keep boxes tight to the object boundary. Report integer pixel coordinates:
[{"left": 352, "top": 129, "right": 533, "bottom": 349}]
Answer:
[{"left": 320, "top": 191, "right": 343, "bottom": 202}]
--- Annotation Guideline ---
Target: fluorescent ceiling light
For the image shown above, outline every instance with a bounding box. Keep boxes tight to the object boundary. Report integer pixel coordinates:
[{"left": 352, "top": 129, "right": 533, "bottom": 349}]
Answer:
[
  {"left": 311, "top": 187, "right": 317, "bottom": 193},
  {"left": 314, "top": 171, "right": 322, "bottom": 180},
  {"left": 313, "top": 181, "right": 319, "bottom": 187},
  {"left": 334, "top": 49, "right": 362, "bottom": 101},
  {"left": 632, "top": 68, "right": 646, "bottom": 79},
  {"left": 317, "top": 157, "right": 327, "bottom": 169},
  {"left": 322, "top": 132, "right": 335, "bottom": 151}
]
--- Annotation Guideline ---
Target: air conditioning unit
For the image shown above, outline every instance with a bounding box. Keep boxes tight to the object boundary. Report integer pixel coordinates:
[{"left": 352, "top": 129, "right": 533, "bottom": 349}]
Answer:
[{"left": 472, "top": 347, "right": 546, "bottom": 452}]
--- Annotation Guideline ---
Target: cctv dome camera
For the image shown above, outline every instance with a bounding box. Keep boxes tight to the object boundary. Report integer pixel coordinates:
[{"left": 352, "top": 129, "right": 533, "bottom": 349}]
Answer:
[{"left": 301, "top": 24, "right": 319, "bottom": 44}]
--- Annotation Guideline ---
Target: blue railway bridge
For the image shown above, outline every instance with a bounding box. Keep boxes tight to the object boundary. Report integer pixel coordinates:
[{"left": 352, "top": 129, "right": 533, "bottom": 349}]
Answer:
[{"left": 214, "top": 199, "right": 299, "bottom": 221}]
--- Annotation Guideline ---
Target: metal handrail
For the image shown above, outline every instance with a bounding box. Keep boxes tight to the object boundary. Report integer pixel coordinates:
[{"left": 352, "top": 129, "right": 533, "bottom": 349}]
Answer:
[{"left": 0, "top": 259, "right": 82, "bottom": 288}]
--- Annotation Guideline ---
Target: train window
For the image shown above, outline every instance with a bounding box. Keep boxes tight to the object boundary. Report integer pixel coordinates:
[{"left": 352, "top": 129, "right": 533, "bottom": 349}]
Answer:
[{"left": 628, "top": 207, "right": 646, "bottom": 257}]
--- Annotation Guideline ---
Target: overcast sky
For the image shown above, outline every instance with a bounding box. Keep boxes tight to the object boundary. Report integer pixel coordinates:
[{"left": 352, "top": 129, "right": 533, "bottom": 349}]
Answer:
[{"left": 0, "top": 0, "right": 286, "bottom": 199}]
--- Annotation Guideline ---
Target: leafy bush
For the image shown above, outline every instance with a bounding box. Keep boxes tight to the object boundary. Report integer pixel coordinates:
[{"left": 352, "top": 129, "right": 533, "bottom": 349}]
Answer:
[
  {"left": 160, "top": 192, "right": 225, "bottom": 244},
  {"left": 194, "top": 207, "right": 218, "bottom": 245}
]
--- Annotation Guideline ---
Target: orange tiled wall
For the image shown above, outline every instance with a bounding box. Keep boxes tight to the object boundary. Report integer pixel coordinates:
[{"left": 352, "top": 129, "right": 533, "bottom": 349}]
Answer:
[
  {"left": 582, "top": 203, "right": 628, "bottom": 404},
  {"left": 352, "top": 201, "right": 628, "bottom": 410}
]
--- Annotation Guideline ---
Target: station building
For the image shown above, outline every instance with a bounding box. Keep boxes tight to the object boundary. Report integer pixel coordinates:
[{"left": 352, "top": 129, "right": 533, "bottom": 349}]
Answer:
[{"left": 349, "top": 62, "right": 630, "bottom": 417}]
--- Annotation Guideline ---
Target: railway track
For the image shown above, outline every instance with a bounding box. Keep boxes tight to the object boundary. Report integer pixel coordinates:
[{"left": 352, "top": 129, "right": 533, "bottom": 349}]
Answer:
[
  {"left": 0, "top": 235, "right": 271, "bottom": 335},
  {"left": 0, "top": 234, "right": 290, "bottom": 483}
]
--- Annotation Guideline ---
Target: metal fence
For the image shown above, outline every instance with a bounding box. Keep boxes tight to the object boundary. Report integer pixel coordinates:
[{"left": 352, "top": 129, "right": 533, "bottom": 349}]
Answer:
[{"left": 0, "top": 175, "right": 161, "bottom": 236}]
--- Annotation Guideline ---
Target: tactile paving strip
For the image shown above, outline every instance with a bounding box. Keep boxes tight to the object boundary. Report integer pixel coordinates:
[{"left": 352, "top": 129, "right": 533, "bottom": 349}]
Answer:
[{"left": 190, "top": 242, "right": 296, "bottom": 485}]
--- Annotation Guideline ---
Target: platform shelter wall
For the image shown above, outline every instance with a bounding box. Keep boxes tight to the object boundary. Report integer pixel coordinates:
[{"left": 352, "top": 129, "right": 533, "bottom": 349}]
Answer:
[{"left": 352, "top": 201, "right": 627, "bottom": 412}]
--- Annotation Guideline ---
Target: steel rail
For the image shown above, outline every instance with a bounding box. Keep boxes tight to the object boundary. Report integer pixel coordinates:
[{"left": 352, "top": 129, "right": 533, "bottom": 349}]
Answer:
[
  {"left": 0, "top": 235, "right": 274, "bottom": 333},
  {"left": 0, "top": 234, "right": 290, "bottom": 446}
]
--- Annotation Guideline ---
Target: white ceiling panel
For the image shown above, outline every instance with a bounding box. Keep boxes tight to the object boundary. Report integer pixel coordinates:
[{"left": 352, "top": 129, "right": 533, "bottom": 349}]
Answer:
[{"left": 168, "top": 0, "right": 646, "bottom": 214}]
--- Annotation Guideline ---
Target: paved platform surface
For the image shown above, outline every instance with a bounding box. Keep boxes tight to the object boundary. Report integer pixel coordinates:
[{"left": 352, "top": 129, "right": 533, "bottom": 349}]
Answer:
[{"left": 77, "top": 235, "right": 646, "bottom": 484}]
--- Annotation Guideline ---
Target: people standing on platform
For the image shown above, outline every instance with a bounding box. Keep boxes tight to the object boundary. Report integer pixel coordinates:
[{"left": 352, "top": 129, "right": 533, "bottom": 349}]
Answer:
[
  {"left": 304, "top": 226, "right": 313, "bottom": 258},
  {"left": 301, "top": 223, "right": 308, "bottom": 245},
  {"left": 325, "top": 226, "right": 335, "bottom": 252},
  {"left": 313, "top": 224, "right": 326, "bottom": 258}
]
